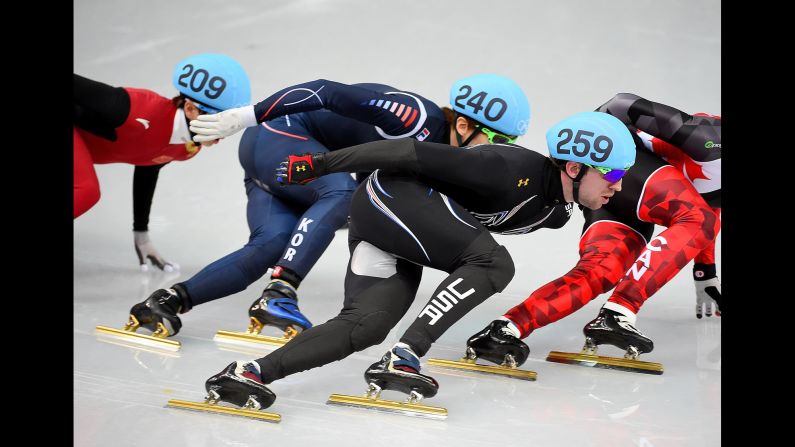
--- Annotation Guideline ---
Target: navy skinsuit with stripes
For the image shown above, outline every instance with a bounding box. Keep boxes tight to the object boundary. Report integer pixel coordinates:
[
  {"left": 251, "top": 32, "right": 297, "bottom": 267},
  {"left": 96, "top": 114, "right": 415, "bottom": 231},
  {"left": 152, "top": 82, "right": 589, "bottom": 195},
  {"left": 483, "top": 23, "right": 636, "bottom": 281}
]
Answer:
[{"left": 179, "top": 80, "right": 448, "bottom": 307}]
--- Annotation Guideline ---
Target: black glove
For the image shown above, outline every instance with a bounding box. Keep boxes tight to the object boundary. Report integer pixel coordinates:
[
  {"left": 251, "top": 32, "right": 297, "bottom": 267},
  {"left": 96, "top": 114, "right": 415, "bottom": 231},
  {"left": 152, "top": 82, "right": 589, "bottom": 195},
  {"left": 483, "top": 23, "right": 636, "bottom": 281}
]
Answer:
[{"left": 275, "top": 153, "right": 326, "bottom": 185}]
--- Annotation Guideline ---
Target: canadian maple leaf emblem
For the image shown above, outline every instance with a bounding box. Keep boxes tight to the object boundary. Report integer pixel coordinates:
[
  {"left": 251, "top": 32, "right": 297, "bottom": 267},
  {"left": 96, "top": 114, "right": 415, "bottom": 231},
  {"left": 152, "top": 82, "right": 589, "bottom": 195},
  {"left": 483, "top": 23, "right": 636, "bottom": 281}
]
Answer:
[{"left": 647, "top": 136, "right": 709, "bottom": 182}]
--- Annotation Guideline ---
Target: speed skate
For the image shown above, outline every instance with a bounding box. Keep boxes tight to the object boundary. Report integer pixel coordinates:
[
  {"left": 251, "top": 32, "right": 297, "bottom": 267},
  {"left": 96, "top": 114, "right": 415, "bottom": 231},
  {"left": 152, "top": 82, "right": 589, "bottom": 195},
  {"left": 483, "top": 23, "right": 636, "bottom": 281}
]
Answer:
[
  {"left": 214, "top": 317, "right": 299, "bottom": 348},
  {"left": 167, "top": 360, "right": 281, "bottom": 422},
  {"left": 95, "top": 314, "right": 181, "bottom": 351},
  {"left": 546, "top": 308, "right": 663, "bottom": 375},
  {"left": 328, "top": 345, "right": 447, "bottom": 419},
  {"left": 429, "top": 320, "right": 536, "bottom": 380},
  {"left": 166, "top": 394, "right": 281, "bottom": 423},
  {"left": 215, "top": 277, "right": 313, "bottom": 348},
  {"left": 327, "top": 383, "right": 447, "bottom": 420},
  {"left": 427, "top": 347, "right": 537, "bottom": 381}
]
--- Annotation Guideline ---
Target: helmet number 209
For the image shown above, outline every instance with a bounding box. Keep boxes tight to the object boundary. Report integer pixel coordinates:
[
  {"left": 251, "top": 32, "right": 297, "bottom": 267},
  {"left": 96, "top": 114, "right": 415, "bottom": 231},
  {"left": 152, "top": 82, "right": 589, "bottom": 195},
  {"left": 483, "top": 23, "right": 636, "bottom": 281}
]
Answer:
[
  {"left": 177, "top": 64, "right": 227, "bottom": 100},
  {"left": 453, "top": 85, "right": 507, "bottom": 122},
  {"left": 555, "top": 128, "right": 613, "bottom": 163}
]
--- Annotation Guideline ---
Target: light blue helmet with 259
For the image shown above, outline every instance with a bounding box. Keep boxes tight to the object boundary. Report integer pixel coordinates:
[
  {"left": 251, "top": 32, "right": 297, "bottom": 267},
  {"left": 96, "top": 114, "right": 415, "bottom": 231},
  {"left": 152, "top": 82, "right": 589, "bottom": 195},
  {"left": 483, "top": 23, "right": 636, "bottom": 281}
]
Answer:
[
  {"left": 449, "top": 74, "right": 530, "bottom": 136},
  {"left": 172, "top": 53, "right": 251, "bottom": 113},
  {"left": 545, "top": 111, "right": 636, "bottom": 170}
]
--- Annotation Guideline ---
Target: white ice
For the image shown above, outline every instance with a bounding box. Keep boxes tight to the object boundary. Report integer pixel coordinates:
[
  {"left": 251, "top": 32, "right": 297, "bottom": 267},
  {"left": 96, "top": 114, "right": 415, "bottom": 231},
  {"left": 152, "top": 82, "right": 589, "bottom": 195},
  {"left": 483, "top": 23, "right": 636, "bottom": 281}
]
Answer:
[{"left": 74, "top": 1, "right": 721, "bottom": 446}]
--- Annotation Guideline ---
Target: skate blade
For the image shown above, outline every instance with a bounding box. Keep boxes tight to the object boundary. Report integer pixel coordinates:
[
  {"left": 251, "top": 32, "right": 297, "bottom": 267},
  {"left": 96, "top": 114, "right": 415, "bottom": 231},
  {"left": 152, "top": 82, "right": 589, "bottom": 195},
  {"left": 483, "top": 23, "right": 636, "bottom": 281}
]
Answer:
[
  {"left": 166, "top": 399, "right": 281, "bottom": 423},
  {"left": 213, "top": 330, "right": 291, "bottom": 347},
  {"left": 427, "top": 358, "right": 537, "bottom": 381},
  {"left": 326, "top": 394, "right": 447, "bottom": 420},
  {"left": 95, "top": 334, "right": 181, "bottom": 358},
  {"left": 95, "top": 325, "right": 181, "bottom": 351},
  {"left": 546, "top": 351, "right": 663, "bottom": 375}
]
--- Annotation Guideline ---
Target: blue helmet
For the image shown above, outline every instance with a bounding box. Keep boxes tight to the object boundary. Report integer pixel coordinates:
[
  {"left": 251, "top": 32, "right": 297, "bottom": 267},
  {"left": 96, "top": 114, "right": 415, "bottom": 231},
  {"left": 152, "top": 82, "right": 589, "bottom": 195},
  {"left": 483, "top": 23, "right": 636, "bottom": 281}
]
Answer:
[
  {"left": 172, "top": 53, "right": 251, "bottom": 113},
  {"left": 545, "top": 111, "right": 635, "bottom": 170},
  {"left": 449, "top": 74, "right": 530, "bottom": 136}
]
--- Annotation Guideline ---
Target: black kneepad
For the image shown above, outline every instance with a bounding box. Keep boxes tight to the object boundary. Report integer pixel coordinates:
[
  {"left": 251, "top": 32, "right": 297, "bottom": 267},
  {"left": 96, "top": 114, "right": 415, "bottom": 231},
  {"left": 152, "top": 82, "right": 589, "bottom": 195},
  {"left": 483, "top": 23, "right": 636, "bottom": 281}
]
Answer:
[{"left": 350, "top": 311, "right": 394, "bottom": 351}]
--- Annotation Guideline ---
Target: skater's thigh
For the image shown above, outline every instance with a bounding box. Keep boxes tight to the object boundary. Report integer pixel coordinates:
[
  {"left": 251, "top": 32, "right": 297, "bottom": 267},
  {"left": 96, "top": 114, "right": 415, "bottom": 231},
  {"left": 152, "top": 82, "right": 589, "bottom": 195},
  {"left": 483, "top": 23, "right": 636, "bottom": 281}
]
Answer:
[
  {"left": 578, "top": 208, "right": 649, "bottom": 279},
  {"left": 245, "top": 180, "right": 300, "bottom": 238},
  {"left": 341, "top": 239, "right": 424, "bottom": 324},
  {"left": 582, "top": 207, "right": 654, "bottom": 246}
]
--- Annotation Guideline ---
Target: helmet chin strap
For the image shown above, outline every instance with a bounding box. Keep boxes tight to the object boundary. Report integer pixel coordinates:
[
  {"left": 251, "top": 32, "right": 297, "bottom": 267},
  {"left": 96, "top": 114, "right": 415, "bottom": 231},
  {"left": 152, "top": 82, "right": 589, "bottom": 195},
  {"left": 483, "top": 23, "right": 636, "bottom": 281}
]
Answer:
[{"left": 567, "top": 164, "right": 589, "bottom": 205}]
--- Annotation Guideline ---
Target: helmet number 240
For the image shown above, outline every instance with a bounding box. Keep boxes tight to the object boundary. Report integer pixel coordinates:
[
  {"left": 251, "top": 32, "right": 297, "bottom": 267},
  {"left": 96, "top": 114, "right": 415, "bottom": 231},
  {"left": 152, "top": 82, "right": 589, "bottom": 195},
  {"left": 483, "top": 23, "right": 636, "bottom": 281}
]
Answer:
[
  {"left": 177, "top": 64, "right": 227, "bottom": 100},
  {"left": 453, "top": 85, "right": 507, "bottom": 122},
  {"left": 555, "top": 129, "right": 613, "bottom": 163}
]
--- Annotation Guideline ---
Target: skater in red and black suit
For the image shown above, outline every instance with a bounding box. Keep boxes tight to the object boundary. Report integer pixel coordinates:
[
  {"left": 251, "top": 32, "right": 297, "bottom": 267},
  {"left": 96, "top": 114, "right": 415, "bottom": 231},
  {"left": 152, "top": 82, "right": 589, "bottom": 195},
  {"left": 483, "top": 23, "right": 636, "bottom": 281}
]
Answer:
[
  {"left": 467, "top": 93, "right": 721, "bottom": 365},
  {"left": 74, "top": 53, "right": 250, "bottom": 271},
  {"left": 600, "top": 94, "right": 721, "bottom": 319}
]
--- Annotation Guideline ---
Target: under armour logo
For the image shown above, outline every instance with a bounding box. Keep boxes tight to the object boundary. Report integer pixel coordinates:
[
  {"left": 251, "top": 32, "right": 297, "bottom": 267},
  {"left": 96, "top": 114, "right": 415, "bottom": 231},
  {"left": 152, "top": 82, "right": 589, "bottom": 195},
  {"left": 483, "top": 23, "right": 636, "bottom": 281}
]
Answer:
[
  {"left": 517, "top": 178, "right": 529, "bottom": 187},
  {"left": 296, "top": 165, "right": 306, "bottom": 172}
]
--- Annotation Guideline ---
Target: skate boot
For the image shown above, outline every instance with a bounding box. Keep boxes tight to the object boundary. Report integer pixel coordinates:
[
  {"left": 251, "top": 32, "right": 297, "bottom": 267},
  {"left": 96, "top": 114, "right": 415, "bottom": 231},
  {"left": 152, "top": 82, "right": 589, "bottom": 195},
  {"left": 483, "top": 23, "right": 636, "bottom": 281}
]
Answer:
[
  {"left": 327, "top": 343, "right": 447, "bottom": 419},
  {"left": 247, "top": 279, "right": 312, "bottom": 338},
  {"left": 96, "top": 286, "right": 189, "bottom": 351},
  {"left": 582, "top": 308, "right": 654, "bottom": 359},
  {"left": 364, "top": 343, "right": 438, "bottom": 402},
  {"left": 546, "top": 307, "right": 663, "bottom": 375},
  {"left": 205, "top": 361, "right": 276, "bottom": 410},
  {"left": 466, "top": 320, "right": 530, "bottom": 367},
  {"left": 426, "top": 320, "right": 537, "bottom": 380},
  {"left": 128, "top": 288, "right": 185, "bottom": 337},
  {"left": 214, "top": 269, "right": 312, "bottom": 349},
  {"left": 166, "top": 361, "right": 281, "bottom": 422}
]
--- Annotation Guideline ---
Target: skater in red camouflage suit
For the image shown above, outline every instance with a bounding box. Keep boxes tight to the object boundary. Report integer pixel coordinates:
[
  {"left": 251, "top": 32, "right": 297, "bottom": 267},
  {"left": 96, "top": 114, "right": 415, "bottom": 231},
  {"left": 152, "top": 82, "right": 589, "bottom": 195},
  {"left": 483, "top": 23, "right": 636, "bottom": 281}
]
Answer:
[
  {"left": 467, "top": 93, "right": 721, "bottom": 360},
  {"left": 74, "top": 53, "right": 250, "bottom": 271},
  {"left": 608, "top": 97, "right": 721, "bottom": 319}
]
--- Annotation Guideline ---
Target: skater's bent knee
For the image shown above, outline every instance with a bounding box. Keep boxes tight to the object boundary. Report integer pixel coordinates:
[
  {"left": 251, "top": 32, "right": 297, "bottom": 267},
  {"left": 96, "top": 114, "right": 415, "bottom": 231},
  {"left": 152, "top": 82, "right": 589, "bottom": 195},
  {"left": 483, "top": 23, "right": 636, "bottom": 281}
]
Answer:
[
  {"left": 487, "top": 245, "right": 514, "bottom": 292},
  {"left": 350, "top": 311, "right": 394, "bottom": 350}
]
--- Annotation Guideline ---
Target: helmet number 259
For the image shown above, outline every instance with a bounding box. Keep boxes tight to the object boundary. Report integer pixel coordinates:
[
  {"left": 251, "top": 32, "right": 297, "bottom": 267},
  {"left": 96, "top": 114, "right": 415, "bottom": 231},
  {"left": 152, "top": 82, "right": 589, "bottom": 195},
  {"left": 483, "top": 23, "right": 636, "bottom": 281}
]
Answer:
[
  {"left": 177, "top": 64, "right": 227, "bottom": 100},
  {"left": 555, "top": 129, "right": 613, "bottom": 163},
  {"left": 453, "top": 85, "right": 507, "bottom": 122}
]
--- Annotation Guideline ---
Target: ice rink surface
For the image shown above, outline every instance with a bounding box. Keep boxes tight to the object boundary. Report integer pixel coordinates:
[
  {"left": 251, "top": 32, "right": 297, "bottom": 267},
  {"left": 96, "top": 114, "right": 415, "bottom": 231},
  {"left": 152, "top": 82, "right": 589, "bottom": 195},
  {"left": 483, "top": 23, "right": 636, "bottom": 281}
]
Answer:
[{"left": 74, "top": 1, "right": 720, "bottom": 445}]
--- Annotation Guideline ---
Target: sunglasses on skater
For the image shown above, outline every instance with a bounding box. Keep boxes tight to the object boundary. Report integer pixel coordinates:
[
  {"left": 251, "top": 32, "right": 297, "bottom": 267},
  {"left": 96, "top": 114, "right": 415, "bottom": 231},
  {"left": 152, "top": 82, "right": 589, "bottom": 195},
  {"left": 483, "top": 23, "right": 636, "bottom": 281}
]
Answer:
[
  {"left": 583, "top": 163, "right": 628, "bottom": 183},
  {"left": 475, "top": 125, "right": 518, "bottom": 144}
]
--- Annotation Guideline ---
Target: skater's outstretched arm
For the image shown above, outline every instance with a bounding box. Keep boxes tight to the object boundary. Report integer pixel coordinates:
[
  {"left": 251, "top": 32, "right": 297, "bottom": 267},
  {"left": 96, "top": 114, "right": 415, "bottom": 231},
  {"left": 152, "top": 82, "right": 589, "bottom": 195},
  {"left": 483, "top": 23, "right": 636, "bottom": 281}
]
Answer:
[
  {"left": 73, "top": 73, "right": 131, "bottom": 141},
  {"left": 253, "top": 80, "right": 430, "bottom": 135},
  {"left": 190, "top": 80, "right": 435, "bottom": 141},
  {"left": 278, "top": 138, "right": 532, "bottom": 194},
  {"left": 597, "top": 93, "right": 720, "bottom": 162},
  {"left": 132, "top": 163, "right": 178, "bottom": 272}
]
